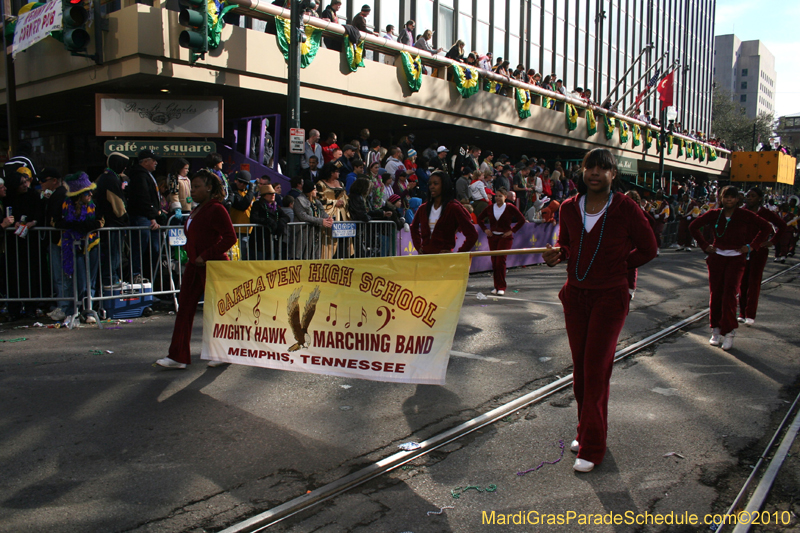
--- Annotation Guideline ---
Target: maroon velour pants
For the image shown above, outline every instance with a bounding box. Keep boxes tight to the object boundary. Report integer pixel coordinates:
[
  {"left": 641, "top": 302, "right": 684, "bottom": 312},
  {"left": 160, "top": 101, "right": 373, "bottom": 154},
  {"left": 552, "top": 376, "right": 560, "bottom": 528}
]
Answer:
[
  {"left": 168, "top": 264, "right": 206, "bottom": 364},
  {"left": 739, "top": 247, "right": 769, "bottom": 320},
  {"left": 488, "top": 234, "right": 513, "bottom": 291},
  {"left": 559, "top": 283, "right": 630, "bottom": 466},
  {"left": 706, "top": 253, "right": 746, "bottom": 336}
]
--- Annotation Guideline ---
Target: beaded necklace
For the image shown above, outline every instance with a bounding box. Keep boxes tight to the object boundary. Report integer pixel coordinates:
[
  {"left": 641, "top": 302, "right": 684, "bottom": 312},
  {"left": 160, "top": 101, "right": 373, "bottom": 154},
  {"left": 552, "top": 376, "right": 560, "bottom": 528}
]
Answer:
[
  {"left": 714, "top": 209, "right": 734, "bottom": 238},
  {"left": 575, "top": 192, "right": 614, "bottom": 282}
]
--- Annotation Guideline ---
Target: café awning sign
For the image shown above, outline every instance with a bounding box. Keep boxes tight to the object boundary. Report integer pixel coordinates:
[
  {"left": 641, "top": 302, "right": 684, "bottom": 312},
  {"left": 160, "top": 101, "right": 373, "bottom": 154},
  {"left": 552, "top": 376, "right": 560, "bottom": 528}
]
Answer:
[{"left": 96, "top": 94, "right": 224, "bottom": 138}]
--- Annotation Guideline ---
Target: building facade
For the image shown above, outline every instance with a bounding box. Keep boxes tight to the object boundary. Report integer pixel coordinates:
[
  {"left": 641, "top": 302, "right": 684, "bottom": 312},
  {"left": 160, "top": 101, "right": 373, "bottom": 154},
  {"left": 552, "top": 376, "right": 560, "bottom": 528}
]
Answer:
[
  {"left": 713, "top": 34, "right": 777, "bottom": 120},
  {"left": 775, "top": 113, "right": 800, "bottom": 157},
  {"left": 322, "top": 0, "right": 715, "bottom": 134}
]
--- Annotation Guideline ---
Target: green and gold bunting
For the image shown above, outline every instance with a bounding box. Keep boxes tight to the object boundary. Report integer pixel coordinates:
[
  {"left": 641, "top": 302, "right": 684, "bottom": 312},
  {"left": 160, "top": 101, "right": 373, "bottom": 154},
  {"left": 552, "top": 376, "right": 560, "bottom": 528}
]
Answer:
[
  {"left": 344, "top": 35, "right": 366, "bottom": 72},
  {"left": 484, "top": 79, "right": 504, "bottom": 94},
  {"left": 452, "top": 64, "right": 480, "bottom": 98},
  {"left": 515, "top": 88, "right": 532, "bottom": 119},
  {"left": 208, "top": 0, "right": 238, "bottom": 50},
  {"left": 699, "top": 145, "right": 706, "bottom": 162},
  {"left": 677, "top": 138, "right": 684, "bottom": 157},
  {"left": 586, "top": 109, "right": 597, "bottom": 136},
  {"left": 708, "top": 146, "right": 717, "bottom": 161},
  {"left": 603, "top": 115, "right": 615, "bottom": 140},
  {"left": 618, "top": 121, "right": 629, "bottom": 144},
  {"left": 275, "top": 16, "right": 323, "bottom": 68},
  {"left": 565, "top": 103, "right": 578, "bottom": 131},
  {"left": 667, "top": 135, "right": 674, "bottom": 154},
  {"left": 542, "top": 95, "right": 553, "bottom": 108},
  {"left": 633, "top": 124, "right": 641, "bottom": 146},
  {"left": 692, "top": 142, "right": 699, "bottom": 159},
  {"left": 400, "top": 51, "right": 423, "bottom": 92},
  {"left": 685, "top": 141, "right": 692, "bottom": 159},
  {"left": 645, "top": 128, "right": 653, "bottom": 149}
]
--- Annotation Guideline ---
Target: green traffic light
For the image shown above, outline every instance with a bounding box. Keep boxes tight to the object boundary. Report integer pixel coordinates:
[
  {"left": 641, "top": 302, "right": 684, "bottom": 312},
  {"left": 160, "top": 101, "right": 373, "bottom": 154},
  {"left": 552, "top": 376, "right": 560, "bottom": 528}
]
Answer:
[
  {"left": 64, "top": 27, "right": 90, "bottom": 51},
  {"left": 179, "top": 30, "right": 206, "bottom": 50}
]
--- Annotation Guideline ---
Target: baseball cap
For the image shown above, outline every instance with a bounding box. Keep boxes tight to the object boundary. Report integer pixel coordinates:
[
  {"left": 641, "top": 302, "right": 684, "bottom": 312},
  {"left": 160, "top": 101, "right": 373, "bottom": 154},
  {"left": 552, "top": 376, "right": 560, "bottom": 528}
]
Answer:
[
  {"left": 137, "top": 149, "right": 160, "bottom": 161},
  {"left": 437, "top": 146, "right": 449, "bottom": 153},
  {"left": 233, "top": 170, "right": 252, "bottom": 183}
]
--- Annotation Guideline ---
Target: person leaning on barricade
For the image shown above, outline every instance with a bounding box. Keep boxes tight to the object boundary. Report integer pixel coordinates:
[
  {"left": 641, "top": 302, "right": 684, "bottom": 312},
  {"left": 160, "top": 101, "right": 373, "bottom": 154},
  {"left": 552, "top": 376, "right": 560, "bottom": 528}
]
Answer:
[
  {"left": 3, "top": 167, "right": 41, "bottom": 321},
  {"left": 39, "top": 168, "right": 70, "bottom": 323},
  {"left": 94, "top": 153, "right": 129, "bottom": 289},
  {"left": 56, "top": 173, "right": 103, "bottom": 324},
  {"left": 249, "top": 183, "right": 289, "bottom": 261},
  {"left": 293, "top": 180, "right": 333, "bottom": 260},
  {"left": 156, "top": 170, "right": 237, "bottom": 370},
  {"left": 127, "top": 150, "right": 163, "bottom": 284},
  {"left": 228, "top": 170, "right": 255, "bottom": 259}
]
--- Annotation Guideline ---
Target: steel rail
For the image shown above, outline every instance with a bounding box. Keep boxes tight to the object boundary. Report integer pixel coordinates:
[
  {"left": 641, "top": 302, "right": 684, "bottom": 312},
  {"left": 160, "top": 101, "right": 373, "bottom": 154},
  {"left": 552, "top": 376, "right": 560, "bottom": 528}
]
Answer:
[{"left": 221, "top": 262, "right": 799, "bottom": 533}]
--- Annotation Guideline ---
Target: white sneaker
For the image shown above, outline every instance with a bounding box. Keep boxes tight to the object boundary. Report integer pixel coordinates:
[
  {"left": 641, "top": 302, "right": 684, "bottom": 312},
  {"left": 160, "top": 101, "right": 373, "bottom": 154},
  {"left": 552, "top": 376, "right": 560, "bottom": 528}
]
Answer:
[
  {"left": 669, "top": 243, "right": 680, "bottom": 249},
  {"left": 490, "top": 289, "right": 498, "bottom": 295},
  {"left": 207, "top": 360, "right": 229, "bottom": 367},
  {"left": 721, "top": 332, "right": 735, "bottom": 351},
  {"left": 629, "top": 289, "right": 635, "bottom": 299},
  {"left": 570, "top": 440, "right": 580, "bottom": 453},
  {"left": 709, "top": 328, "right": 722, "bottom": 346},
  {"left": 684, "top": 247, "right": 693, "bottom": 252},
  {"left": 497, "top": 290, "right": 505, "bottom": 295},
  {"left": 674, "top": 247, "right": 684, "bottom": 251},
  {"left": 85, "top": 315, "right": 97, "bottom": 324},
  {"left": 744, "top": 318, "right": 755, "bottom": 326},
  {"left": 48, "top": 308, "right": 67, "bottom": 322},
  {"left": 573, "top": 458, "right": 595, "bottom": 472},
  {"left": 737, "top": 317, "right": 746, "bottom": 323},
  {"left": 155, "top": 357, "right": 187, "bottom": 369}
]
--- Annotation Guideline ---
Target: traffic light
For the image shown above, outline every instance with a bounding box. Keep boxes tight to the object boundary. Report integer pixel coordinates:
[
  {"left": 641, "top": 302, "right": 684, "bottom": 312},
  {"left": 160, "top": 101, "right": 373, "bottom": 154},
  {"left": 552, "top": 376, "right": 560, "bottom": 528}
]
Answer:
[
  {"left": 62, "top": 0, "right": 90, "bottom": 53},
  {"left": 178, "top": 0, "right": 208, "bottom": 64}
]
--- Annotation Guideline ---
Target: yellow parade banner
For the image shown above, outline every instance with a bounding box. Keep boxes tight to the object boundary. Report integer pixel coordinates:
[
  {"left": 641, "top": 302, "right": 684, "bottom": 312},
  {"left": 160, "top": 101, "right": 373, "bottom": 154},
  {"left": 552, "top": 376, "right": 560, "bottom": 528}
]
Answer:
[{"left": 202, "top": 254, "right": 471, "bottom": 384}]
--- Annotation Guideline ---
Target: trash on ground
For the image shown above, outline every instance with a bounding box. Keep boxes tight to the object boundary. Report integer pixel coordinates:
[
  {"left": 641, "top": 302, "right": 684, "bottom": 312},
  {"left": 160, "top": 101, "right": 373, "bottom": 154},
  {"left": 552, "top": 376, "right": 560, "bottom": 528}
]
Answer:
[
  {"left": 398, "top": 442, "right": 422, "bottom": 451},
  {"left": 427, "top": 506, "right": 454, "bottom": 516},
  {"left": 89, "top": 350, "right": 103, "bottom": 355},
  {"left": 339, "top": 405, "right": 352, "bottom": 411},
  {"left": 539, "top": 357, "right": 552, "bottom": 362},
  {"left": 451, "top": 484, "right": 497, "bottom": 499},
  {"left": 476, "top": 292, "right": 487, "bottom": 300},
  {"left": 0, "top": 337, "right": 27, "bottom": 343},
  {"left": 32, "top": 322, "right": 45, "bottom": 327},
  {"left": 517, "top": 440, "right": 565, "bottom": 476},
  {"left": 340, "top": 385, "right": 352, "bottom": 389},
  {"left": 106, "top": 350, "right": 114, "bottom": 354},
  {"left": 663, "top": 452, "right": 684, "bottom": 459}
]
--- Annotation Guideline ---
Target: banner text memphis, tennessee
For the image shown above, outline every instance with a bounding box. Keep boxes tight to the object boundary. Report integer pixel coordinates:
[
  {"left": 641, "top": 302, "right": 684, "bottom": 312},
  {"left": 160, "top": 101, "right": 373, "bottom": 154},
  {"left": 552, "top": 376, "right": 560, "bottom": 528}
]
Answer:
[{"left": 202, "top": 254, "right": 470, "bottom": 384}]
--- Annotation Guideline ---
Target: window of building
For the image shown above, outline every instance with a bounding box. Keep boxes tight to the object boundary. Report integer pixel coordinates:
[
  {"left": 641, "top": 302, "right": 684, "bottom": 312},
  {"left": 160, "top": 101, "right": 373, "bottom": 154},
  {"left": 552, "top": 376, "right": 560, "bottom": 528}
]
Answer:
[
  {"left": 741, "top": 82, "right": 747, "bottom": 90},
  {"left": 438, "top": 5, "right": 454, "bottom": 50},
  {"left": 742, "top": 68, "right": 748, "bottom": 76},
  {"left": 457, "top": 12, "right": 472, "bottom": 52},
  {"left": 477, "top": 21, "right": 490, "bottom": 55},
  {"left": 416, "top": 0, "right": 434, "bottom": 37},
  {"left": 378, "top": 0, "right": 401, "bottom": 30},
  {"left": 740, "top": 95, "right": 746, "bottom": 102},
  {"left": 477, "top": 0, "right": 490, "bottom": 22}
]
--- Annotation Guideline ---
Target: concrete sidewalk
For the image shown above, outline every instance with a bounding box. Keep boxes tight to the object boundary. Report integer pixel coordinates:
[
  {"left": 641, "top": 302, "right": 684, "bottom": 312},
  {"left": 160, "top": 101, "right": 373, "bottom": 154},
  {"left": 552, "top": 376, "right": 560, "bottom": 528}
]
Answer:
[{"left": 277, "top": 267, "right": 800, "bottom": 532}]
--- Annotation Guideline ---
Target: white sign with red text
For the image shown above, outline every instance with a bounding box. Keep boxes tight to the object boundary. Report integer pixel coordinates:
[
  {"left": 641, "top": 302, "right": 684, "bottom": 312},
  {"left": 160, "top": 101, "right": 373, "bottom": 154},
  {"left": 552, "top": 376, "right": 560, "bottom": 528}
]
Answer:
[{"left": 12, "top": 1, "right": 62, "bottom": 59}]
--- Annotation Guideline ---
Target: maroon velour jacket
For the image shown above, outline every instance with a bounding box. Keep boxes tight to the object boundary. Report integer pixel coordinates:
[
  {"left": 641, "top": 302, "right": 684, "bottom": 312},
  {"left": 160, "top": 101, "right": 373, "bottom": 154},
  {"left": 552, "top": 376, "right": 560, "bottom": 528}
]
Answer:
[
  {"left": 410, "top": 199, "right": 479, "bottom": 254},
  {"left": 689, "top": 207, "right": 772, "bottom": 252},
  {"left": 476, "top": 202, "right": 526, "bottom": 234},
  {"left": 184, "top": 199, "right": 238, "bottom": 263},
  {"left": 558, "top": 193, "right": 658, "bottom": 290}
]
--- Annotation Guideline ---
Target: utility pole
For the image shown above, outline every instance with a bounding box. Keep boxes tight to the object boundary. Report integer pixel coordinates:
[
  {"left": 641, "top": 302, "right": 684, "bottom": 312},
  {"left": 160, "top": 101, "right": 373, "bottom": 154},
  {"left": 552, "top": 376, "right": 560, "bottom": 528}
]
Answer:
[
  {"left": 1, "top": 0, "right": 18, "bottom": 155},
  {"left": 286, "top": 1, "right": 314, "bottom": 179},
  {"left": 658, "top": 108, "right": 666, "bottom": 187}
]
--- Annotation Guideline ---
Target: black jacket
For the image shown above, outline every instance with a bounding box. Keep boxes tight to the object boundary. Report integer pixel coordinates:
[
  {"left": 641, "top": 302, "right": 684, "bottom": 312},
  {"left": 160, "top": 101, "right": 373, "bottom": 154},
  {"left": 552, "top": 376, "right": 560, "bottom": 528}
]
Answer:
[
  {"left": 348, "top": 194, "right": 384, "bottom": 222},
  {"left": 126, "top": 164, "right": 161, "bottom": 220},
  {"left": 42, "top": 185, "right": 68, "bottom": 244},
  {"left": 94, "top": 170, "right": 128, "bottom": 227},
  {"left": 250, "top": 198, "right": 289, "bottom": 236}
]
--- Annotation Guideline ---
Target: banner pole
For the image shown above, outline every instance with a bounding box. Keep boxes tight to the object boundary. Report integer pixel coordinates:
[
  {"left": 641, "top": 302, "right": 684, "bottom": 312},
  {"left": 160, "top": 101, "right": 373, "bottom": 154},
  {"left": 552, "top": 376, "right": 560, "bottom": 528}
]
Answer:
[{"left": 467, "top": 247, "right": 559, "bottom": 258}]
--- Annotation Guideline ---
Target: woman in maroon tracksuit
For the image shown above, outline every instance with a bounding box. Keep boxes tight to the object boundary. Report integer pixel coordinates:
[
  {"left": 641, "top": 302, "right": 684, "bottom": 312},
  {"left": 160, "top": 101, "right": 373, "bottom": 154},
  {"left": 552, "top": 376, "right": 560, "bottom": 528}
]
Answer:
[
  {"left": 737, "top": 187, "right": 786, "bottom": 326},
  {"left": 410, "top": 171, "right": 478, "bottom": 254},
  {"left": 689, "top": 185, "right": 772, "bottom": 352},
  {"left": 476, "top": 187, "right": 525, "bottom": 294},
  {"left": 156, "top": 170, "right": 237, "bottom": 369},
  {"left": 543, "top": 149, "right": 657, "bottom": 473}
]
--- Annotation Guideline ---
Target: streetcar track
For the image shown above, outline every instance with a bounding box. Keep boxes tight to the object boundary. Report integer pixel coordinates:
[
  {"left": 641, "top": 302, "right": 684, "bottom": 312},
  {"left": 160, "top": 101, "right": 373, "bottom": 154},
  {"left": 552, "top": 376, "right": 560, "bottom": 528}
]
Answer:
[{"left": 221, "top": 262, "right": 800, "bottom": 533}]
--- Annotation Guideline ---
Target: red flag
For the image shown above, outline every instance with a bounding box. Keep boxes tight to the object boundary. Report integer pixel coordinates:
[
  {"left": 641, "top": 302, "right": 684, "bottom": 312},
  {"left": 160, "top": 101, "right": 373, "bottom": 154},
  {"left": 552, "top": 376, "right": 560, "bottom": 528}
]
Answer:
[{"left": 657, "top": 70, "right": 674, "bottom": 108}]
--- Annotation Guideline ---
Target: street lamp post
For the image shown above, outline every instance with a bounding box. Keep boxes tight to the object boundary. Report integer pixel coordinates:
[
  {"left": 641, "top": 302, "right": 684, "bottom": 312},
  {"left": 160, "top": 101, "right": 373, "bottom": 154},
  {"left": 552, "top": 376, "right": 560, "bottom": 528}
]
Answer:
[
  {"left": 286, "top": 0, "right": 316, "bottom": 179},
  {"left": 658, "top": 106, "right": 678, "bottom": 190}
]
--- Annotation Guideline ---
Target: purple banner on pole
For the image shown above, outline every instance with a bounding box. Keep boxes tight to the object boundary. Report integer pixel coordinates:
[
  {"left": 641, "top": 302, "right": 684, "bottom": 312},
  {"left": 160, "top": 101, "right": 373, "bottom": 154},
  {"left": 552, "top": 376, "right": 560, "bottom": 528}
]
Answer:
[{"left": 397, "top": 222, "right": 559, "bottom": 273}]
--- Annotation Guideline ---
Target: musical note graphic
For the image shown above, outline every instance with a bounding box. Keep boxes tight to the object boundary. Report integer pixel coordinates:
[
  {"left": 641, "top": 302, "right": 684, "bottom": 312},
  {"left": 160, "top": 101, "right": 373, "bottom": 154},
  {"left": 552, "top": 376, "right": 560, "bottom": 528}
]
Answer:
[
  {"left": 345, "top": 308, "right": 351, "bottom": 328},
  {"left": 357, "top": 307, "right": 367, "bottom": 327},
  {"left": 234, "top": 308, "right": 241, "bottom": 322},
  {"left": 376, "top": 306, "right": 392, "bottom": 332},
  {"left": 272, "top": 301, "right": 279, "bottom": 321},
  {"left": 253, "top": 294, "right": 262, "bottom": 325},
  {"left": 326, "top": 303, "right": 338, "bottom": 326}
]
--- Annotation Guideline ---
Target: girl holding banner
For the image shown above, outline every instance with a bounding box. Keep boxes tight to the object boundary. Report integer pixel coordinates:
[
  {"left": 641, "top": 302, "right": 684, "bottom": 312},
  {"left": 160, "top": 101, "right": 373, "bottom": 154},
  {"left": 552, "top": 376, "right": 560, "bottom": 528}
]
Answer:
[
  {"left": 156, "top": 170, "right": 237, "bottom": 369},
  {"left": 476, "top": 188, "right": 525, "bottom": 295},
  {"left": 543, "top": 149, "right": 658, "bottom": 473},
  {"left": 410, "top": 171, "right": 478, "bottom": 254}
]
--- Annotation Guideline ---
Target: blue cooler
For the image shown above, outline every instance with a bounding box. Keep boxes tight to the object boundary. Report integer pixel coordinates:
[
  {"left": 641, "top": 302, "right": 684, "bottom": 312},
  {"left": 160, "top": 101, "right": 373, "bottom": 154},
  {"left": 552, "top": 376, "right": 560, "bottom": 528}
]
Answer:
[{"left": 103, "top": 283, "right": 154, "bottom": 319}]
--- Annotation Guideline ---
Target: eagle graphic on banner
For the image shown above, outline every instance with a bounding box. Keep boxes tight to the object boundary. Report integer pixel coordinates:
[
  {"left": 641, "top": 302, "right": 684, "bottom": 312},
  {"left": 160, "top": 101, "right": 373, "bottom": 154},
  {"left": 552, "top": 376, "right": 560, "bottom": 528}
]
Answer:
[{"left": 287, "top": 286, "right": 321, "bottom": 352}]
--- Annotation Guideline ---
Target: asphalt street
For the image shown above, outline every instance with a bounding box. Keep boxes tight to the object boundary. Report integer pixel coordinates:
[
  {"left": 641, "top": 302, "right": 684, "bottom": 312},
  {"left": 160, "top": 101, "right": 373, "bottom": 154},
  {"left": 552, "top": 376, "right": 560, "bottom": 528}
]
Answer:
[{"left": 0, "top": 251, "right": 797, "bottom": 533}]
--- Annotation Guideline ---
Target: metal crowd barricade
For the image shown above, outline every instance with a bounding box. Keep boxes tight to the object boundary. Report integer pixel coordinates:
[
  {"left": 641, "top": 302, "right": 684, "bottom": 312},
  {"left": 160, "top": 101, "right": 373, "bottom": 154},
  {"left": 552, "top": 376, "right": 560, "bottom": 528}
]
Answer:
[
  {"left": 0, "top": 219, "right": 399, "bottom": 327},
  {"left": 0, "top": 227, "right": 80, "bottom": 321},
  {"left": 662, "top": 220, "right": 680, "bottom": 248}
]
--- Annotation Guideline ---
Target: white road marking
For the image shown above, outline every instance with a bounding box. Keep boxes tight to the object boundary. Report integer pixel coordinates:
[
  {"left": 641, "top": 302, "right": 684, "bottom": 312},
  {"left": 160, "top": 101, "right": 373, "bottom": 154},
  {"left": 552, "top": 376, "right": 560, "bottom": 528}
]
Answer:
[
  {"left": 464, "top": 292, "right": 562, "bottom": 305},
  {"left": 450, "top": 350, "right": 517, "bottom": 364}
]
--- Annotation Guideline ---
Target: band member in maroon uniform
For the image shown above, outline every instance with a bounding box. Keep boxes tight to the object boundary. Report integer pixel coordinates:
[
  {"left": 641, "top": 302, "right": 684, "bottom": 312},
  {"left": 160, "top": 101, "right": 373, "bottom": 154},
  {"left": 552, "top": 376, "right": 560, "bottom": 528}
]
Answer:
[
  {"left": 410, "top": 171, "right": 478, "bottom": 254},
  {"left": 689, "top": 185, "right": 772, "bottom": 351},
  {"left": 156, "top": 170, "right": 237, "bottom": 369},
  {"left": 738, "top": 187, "right": 787, "bottom": 325},
  {"left": 476, "top": 188, "right": 525, "bottom": 294},
  {"left": 543, "top": 149, "right": 657, "bottom": 473},
  {"left": 623, "top": 190, "right": 657, "bottom": 299}
]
